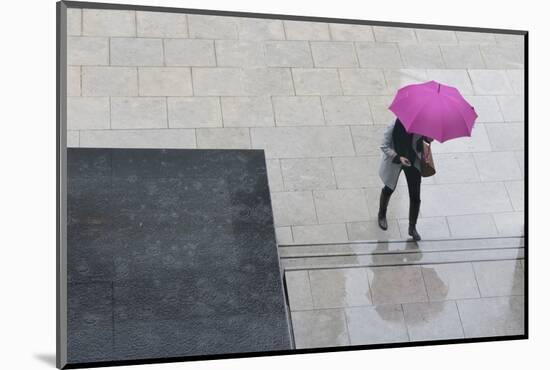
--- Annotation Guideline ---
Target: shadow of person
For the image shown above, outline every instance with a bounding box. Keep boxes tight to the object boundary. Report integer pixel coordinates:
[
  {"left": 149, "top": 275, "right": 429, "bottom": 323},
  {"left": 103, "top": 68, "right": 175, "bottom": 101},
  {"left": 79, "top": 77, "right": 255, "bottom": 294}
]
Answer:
[{"left": 33, "top": 353, "right": 56, "bottom": 367}]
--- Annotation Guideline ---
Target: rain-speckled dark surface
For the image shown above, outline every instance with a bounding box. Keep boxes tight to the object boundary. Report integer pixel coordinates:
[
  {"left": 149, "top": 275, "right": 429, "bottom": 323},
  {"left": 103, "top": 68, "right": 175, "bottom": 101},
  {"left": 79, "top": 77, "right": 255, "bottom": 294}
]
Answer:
[{"left": 66, "top": 148, "right": 291, "bottom": 364}]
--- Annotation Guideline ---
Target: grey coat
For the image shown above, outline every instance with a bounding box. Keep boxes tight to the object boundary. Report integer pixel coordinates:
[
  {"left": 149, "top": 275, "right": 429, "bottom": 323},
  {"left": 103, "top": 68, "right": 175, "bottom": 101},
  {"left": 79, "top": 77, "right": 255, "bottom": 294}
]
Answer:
[{"left": 378, "top": 120, "right": 423, "bottom": 190}]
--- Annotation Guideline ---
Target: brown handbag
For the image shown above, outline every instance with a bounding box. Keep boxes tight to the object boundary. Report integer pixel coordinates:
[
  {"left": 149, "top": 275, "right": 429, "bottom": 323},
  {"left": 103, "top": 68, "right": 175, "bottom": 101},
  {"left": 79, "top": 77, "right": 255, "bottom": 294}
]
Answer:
[{"left": 420, "top": 140, "right": 436, "bottom": 177}]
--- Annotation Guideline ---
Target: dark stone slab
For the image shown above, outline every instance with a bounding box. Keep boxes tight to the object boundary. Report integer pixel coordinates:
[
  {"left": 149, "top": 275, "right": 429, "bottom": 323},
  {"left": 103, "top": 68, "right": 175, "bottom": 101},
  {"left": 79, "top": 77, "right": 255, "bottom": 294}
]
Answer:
[
  {"left": 114, "top": 312, "right": 292, "bottom": 360},
  {"left": 67, "top": 282, "right": 113, "bottom": 363},
  {"left": 66, "top": 148, "right": 291, "bottom": 364}
]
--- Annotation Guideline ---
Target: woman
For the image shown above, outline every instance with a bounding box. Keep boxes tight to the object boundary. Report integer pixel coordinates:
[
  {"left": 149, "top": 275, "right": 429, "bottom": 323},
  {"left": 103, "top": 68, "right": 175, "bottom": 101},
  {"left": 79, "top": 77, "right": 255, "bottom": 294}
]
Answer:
[{"left": 378, "top": 118, "right": 433, "bottom": 241}]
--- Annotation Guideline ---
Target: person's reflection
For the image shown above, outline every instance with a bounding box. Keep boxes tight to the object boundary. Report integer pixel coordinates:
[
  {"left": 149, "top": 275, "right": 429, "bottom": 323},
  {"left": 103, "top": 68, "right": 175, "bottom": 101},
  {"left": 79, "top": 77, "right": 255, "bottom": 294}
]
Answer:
[
  {"left": 367, "top": 240, "right": 447, "bottom": 323},
  {"left": 502, "top": 227, "right": 525, "bottom": 335}
]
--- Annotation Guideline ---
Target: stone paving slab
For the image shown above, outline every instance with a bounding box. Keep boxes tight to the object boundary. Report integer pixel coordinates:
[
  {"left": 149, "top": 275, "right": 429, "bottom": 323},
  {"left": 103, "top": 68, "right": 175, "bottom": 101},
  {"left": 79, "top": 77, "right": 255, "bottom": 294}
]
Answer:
[
  {"left": 271, "top": 191, "right": 318, "bottom": 226},
  {"left": 264, "top": 41, "right": 313, "bottom": 67},
  {"left": 292, "top": 223, "right": 349, "bottom": 244},
  {"left": 139, "top": 67, "right": 193, "bottom": 97},
  {"left": 196, "top": 128, "right": 251, "bottom": 149},
  {"left": 168, "top": 97, "right": 222, "bottom": 128},
  {"left": 356, "top": 42, "right": 403, "bottom": 68},
  {"left": 67, "top": 97, "right": 110, "bottom": 130},
  {"left": 82, "top": 67, "right": 138, "bottom": 97},
  {"left": 111, "top": 97, "right": 167, "bottom": 129},
  {"left": 473, "top": 260, "right": 524, "bottom": 297},
  {"left": 291, "top": 309, "right": 349, "bottom": 348},
  {"left": 403, "top": 301, "right": 464, "bottom": 341},
  {"left": 221, "top": 96, "right": 275, "bottom": 127},
  {"left": 80, "top": 129, "right": 196, "bottom": 149},
  {"left": 164, "top": 39, "right": 216, "bottom": 66},
  {"left": 309, "top": 268, "right": 372, "bottom": 309},
  {"left": 284, "top": 21, "right": 330, "bottom": 41},
  {"left": 68, "top": 36, "right": 109, "bottom": 66},
  {"left": 136, "top": 11, "right": 188, "bottom": 38},
  {"left": 67, "top": 8, "right": 82, "bottom": 36},
  {"left": 82, "top": 9, "right": 136, "bottom": 37},
  {"left": 421, "top": 263, "right": 480, "bottom": 301},
  {"left": 188, "top": 14, "right": 238, "bottom": 39},
  {"left": 346, "top": 305, "right": 409, "bottom": 344},
  {"left": 280, "top": 158, "right": 336, "bottom": 190},
  {"left": 237, "top": 18, "right": 285, "bottom": 41},
  {"left": 330, "top": 24, "right": 374, "bottom": 41},
  {"left": 457, "top": 296, "right": 524, "bottom": 337}
]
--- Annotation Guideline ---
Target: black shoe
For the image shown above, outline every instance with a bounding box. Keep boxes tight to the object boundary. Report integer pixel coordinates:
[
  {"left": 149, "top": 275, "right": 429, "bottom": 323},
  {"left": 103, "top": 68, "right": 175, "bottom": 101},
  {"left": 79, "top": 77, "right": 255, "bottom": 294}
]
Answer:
[
  {"left": 408, "top": 225, "right": 421, "bottom": 241},
  {"left": 378, "top": 189, "right": 391, "bottom": 230},
  {"left": 408, "top": 199, "right": 421, "bottom": 241},
  {"left": 378, "top": 213, "right": 388, "bottom": 230}
]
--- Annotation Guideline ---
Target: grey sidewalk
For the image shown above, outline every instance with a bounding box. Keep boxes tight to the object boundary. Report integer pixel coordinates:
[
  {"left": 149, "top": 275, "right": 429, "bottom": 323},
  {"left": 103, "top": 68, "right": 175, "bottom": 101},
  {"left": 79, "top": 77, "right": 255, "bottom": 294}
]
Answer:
[{"left": 66, "top": 9, "right": 525, "bottom": 246}]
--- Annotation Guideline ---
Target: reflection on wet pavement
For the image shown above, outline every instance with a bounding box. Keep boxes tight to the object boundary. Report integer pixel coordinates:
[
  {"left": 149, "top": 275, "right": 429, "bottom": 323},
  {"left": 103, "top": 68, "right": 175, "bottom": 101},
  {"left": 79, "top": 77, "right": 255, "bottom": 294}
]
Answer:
[{"left": 285, "top": 237, "right": 524, "bottom": 348}]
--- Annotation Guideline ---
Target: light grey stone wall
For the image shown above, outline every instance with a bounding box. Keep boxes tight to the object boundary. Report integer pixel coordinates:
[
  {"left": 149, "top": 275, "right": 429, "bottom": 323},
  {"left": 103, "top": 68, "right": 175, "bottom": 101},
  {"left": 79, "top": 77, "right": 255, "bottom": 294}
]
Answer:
[{"left": 66, "top": 8, "right": 525, "bottom": 243}]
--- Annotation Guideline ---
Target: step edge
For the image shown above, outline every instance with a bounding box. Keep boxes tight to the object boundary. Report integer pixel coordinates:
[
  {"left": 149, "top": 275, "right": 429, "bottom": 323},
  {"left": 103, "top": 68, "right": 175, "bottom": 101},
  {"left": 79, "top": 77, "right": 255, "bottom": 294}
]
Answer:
[
  {"left": 278, "top": 235, "right": 525, "bottom": 248},
  {"left": 282, "top": 257, "right": 525, "bottom": 272},
  {"left": 280, "top": 246, "right": 525, "bottom": 259}
]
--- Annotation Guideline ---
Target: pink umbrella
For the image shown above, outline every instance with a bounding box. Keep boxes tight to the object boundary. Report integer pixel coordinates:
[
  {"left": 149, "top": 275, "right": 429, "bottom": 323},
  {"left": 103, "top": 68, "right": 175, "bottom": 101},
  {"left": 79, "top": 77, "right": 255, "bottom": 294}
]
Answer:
[{"left": 388, "top": 80, "right": 478, "bottom": 143}]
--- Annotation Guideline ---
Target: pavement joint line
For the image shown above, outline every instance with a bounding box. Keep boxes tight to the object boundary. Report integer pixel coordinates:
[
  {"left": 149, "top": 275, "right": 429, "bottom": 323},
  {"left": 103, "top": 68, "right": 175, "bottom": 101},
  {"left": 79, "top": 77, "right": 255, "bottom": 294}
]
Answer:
[
  {"left": 163, "top": 97, "right": 169, "bottom": 128},
  {"left": 311, "top": 189, "right": 320, "bottom": 224},
  {"left": 133, "top": 10, "right": 137, "bottom": 37},
  {"left": 281, "top": 274, "right": 298, "bottom": 349},
  {"left": 469, "top": 261, "right": 484, "bottom": 300},
  {"left": 342, "top": 305, "right": 352, "bottom": 345},
  {"left": 306, "top": 270, "right": 315, "bottom": 311},
  {"left": 185, "top": 14, "right": 190, "bottom": 38},
  {"left": 288, "top": 67, "right": 298, "bottom": 97},
  {"left": 307, "top": 40, "right": 315, "bottom": 68},
  {"left": 189, "top": 67, "right": 195, "bottom": 97},
  {"left": 418, "top": 264, "right": 430, "bottom": 304},
  {"left": 218, "top": 97, "right": 225, "bottom": 128},
  {"left": 78, "top": 65, "right": 82, "bottom": 97},
  {"left": 288, "top": 225, "right": 295, "bottom": 244},
  {"left": 443, "top": 215, "right": 453, "bottom": 235},
  {"left": 401, "top": 303, "right": 412, "bottom": 341},
  {"left": 161, "top": 39, "right": 166, "bottom": 67}
]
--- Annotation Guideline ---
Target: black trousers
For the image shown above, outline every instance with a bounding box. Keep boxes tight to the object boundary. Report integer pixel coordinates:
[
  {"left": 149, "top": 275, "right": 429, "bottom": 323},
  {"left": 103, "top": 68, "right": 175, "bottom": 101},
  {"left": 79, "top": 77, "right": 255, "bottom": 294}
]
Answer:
[{"left": 382, "top": 165, "right": 421, "bottom": 214}]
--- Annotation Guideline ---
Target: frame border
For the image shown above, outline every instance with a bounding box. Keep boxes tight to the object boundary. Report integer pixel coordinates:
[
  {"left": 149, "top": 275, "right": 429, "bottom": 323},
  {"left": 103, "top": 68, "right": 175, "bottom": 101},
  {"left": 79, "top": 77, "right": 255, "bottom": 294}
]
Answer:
[
  {"left": 56, "top": 1, "right": 68, "bottom": 368},
  {"left": 56, "top": 1, "right": 528, "bottom": 368}
]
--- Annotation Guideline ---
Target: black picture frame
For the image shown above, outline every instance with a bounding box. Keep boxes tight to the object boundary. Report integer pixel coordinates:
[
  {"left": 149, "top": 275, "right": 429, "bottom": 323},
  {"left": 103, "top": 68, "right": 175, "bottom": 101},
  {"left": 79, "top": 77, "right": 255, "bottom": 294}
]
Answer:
[{"left": 56, "top": 1, "right": 528, "bottom": 368}]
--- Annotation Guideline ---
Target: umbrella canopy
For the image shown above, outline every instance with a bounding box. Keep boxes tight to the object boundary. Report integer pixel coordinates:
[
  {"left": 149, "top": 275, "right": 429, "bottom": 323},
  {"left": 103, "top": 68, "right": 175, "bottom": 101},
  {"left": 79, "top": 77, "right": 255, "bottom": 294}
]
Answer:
[{"left": 388, "top": 80, "right": 478, "bottom": 143}]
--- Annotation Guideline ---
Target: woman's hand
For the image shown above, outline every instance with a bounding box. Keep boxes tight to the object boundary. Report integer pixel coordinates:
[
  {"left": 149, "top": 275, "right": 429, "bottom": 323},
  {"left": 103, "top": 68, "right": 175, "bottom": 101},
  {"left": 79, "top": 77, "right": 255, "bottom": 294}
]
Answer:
[{"left": 400, "top": 156, "right": 412, "bottom": 167}]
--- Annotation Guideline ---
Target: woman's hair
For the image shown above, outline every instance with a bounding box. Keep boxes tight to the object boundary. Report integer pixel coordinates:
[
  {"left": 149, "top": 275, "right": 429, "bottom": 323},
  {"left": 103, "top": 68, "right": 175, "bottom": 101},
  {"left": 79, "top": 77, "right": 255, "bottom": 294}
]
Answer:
[
  {"left": 396, "top": 118, "right": 433, "bottom": 142},
  {"left": 392, "top": 117, "right": 413, "bottom": 158},
  {"left": 395, "top": 118, "right": 404, "bottom": 128}
]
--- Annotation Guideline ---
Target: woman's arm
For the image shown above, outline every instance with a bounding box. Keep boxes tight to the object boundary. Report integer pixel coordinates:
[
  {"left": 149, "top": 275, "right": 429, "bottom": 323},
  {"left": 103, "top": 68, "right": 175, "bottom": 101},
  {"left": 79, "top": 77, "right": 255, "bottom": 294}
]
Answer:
[
  {"left": 380, "top": 121, "right": 399, "bottom": 163},
  {"left": 416, "top": 137, "right": 424, "bottom": 152}
]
